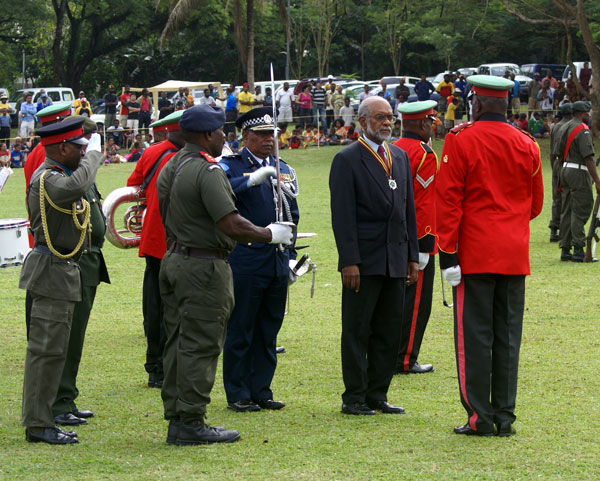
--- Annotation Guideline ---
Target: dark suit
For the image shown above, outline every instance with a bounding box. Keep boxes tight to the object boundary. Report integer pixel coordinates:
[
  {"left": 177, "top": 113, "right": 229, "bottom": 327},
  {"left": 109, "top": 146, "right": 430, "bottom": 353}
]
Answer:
[{"left": 330, "top": 139, "right": 418, "bottom": 405}]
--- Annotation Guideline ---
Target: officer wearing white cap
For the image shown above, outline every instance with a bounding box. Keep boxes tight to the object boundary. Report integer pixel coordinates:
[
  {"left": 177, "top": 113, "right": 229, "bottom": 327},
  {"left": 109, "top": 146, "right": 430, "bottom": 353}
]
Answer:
[
  {"left": 156, "top": 105, "right": 294, "bottom": 446},
  {"left": 19, "top": 117, "right": 104, "bottom": 444}
]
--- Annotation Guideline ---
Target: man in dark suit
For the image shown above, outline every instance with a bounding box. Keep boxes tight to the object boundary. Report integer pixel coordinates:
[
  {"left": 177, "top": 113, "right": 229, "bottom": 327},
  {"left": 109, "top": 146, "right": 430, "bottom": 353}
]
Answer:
[{"left": 329, "top": 96, "right": 419, "bottom": 416}]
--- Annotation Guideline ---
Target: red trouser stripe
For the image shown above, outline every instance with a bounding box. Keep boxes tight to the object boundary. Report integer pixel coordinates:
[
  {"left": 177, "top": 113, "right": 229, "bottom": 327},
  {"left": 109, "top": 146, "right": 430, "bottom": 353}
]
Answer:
[
  {"left": 455, "top": 281, "right": 478, "bottom": 430},
  {"left": 403, "top": 269, "right": 424, "bottom": 370}
]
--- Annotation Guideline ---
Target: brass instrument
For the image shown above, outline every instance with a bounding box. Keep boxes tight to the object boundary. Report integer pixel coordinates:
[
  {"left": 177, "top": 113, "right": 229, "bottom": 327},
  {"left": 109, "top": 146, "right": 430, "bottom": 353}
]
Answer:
[{"left": 102, "top": 186, "right": 144, "bottom": 249}]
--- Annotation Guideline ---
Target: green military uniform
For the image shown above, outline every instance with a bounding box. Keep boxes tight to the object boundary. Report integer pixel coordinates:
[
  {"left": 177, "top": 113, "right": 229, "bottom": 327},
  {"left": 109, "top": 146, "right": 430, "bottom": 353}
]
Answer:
[
  {"left": 156, "top": 143, "right": 238, "bottom": 421},
  {"left": 549, "top": 114, "right": 571, "bottom": 235},
  {"left": 19, "top": 149, "right": 103, "bottom": 428},
  {"left": 52, "top": 184, "right": 110, "bottom": 417},
  {"left": 558, "top": 116, "right": 595, "bottom": 254}
]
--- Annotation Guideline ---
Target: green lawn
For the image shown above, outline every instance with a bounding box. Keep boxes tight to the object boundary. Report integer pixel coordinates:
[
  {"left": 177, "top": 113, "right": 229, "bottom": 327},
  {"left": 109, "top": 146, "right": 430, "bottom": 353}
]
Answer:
[{"left": 0, "top": 139, "right": 599, "bottom": 480}]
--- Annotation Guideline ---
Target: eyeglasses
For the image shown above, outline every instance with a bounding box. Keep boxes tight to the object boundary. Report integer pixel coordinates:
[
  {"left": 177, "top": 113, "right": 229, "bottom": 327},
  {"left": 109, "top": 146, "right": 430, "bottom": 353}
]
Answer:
[{"left": 371, "top": 114, "right": 396, "bottom": 123}]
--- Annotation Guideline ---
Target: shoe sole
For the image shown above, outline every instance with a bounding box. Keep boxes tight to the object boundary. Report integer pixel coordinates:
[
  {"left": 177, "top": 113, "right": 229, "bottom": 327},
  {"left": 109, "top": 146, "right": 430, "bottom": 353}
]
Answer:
[
  {"left": 341, "top": 410, "right": 375, "bottom": 415},
  {"left": 26, "top": 434, "right": 79, "bottom": 444},
  {"left": 54, "top": 420, "right": 87, "bottom": 426},
  {"left": 174, "top": 434, "right": 241, "bottom": 445},
  {"left": 227, "top": 406, "right": 260, "bottom": 412}
]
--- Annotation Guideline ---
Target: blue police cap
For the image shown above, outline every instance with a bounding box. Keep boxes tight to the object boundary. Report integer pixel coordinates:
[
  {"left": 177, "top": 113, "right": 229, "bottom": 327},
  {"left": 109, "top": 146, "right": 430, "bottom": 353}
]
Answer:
[
  {"left": 179, "top": 105, "right": 225, "bottom": 132},
  {"left": 236, "top": 107, "right": 277, "bottom": 132}
]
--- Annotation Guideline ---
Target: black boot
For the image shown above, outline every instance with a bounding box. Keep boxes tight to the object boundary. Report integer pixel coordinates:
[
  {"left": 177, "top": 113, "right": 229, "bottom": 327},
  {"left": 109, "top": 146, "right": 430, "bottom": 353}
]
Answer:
[
  {"left": 571, "top": 247, "right": 585, "bottom": 263},
  {"left": 549, "top": 227, "right": 559, "bottom": 242},
  {"left": 560, "top": 247, "right": 572, "bottom": 261}
]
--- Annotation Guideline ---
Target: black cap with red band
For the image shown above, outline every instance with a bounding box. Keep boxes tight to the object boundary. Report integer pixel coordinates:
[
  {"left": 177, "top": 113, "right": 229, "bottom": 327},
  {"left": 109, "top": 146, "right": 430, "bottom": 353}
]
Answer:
[{"left": 36, "top": 117, "right": 89, "bottom": 147}]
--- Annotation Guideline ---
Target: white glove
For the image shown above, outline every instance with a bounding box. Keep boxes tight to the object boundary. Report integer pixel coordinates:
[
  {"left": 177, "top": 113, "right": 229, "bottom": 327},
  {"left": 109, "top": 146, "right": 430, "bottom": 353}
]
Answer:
[
  {"left": 418, "top": 253, "right": 430, "bottom": 270},
  {"left": 442, "top": 265, "right": 462, "bottom": 287},
  {"left": 247, "top": 166, "right": 277, "bottom": 187},
  {"left": 86, "top": 133, "right": 102, "bottom": 153},
  {"left": 267, "top": 222, "right": 294, "bottom": 245},
  {"left": 288, "top": 269, "right": 298, "bottom": 285}
]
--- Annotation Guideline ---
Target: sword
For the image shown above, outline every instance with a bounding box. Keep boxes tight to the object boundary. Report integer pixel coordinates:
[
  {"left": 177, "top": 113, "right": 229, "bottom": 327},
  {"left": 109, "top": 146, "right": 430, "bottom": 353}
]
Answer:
[{"left": 270, "top": 63, "right": 283, "bottom": 223}]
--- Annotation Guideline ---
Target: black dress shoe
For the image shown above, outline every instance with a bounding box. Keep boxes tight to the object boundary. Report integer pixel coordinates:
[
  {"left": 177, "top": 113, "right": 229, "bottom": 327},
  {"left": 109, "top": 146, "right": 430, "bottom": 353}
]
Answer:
[
  {"left": 341, "top": 403, "right": 375, "bottom": 415},
  {"left": 175, "top": 420, "right": 240, "bottom": 445},
  {"left": 397, "top": 362, "right": 434, "bottom": 374},
  {"left": 453, "top": 423, "right": 494, "bottom": 436},
  {"left": 254, "top": 399, "right": 285, "bottom": 410},
  {"left": 26, "top": 427, "right": 79, "bottom": 444},
  {"left": 367, "top": 400, "right": 405, "bottom": 414},
  {"left": 54, "top": 425, "right": 77, "bottom": 438},
  {"left": 73, "top": 409, "right": 94, "bottom": 419},
  {"left": 496, "top": 422, "right": 516, "bottom": 437},
  {"left": 276, "top": 346, "right": 286, "bottom": 354},
  {"left": 54, "top": 413, "right": 87, "bottom": 426},
  {"left": 227, "top": 399, "right": 261, "bottom": 412}
]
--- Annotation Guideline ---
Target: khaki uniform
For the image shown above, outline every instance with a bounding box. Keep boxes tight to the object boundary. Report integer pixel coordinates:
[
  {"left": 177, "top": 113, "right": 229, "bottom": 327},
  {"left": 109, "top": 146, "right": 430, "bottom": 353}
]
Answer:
[
  {"left": 19, "top": 150, "right": 103, "bottom": 428},
  {"left": 156, "top": 143, "right": 238, "bottom": 421},
  {"left": 558, "top": 119, "right": 595, "bottom": 249},
  {"left": 549, "top": 118, "right": 570, "bottom": 230}
]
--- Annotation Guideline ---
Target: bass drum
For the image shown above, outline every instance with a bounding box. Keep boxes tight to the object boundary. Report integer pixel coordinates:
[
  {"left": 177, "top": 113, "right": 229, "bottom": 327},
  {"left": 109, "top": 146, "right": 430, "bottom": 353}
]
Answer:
[{"left": 0, "top": 218, "right": 31, "bottom": 267}]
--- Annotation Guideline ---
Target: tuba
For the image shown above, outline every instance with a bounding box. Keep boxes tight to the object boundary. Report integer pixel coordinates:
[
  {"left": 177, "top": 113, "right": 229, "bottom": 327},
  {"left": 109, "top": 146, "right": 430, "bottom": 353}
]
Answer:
[{"left": 102, "top": 186, "right": 145, "bottom": 248}]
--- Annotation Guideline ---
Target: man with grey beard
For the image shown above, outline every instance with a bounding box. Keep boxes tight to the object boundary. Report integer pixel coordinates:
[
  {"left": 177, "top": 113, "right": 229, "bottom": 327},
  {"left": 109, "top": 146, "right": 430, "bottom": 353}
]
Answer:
[{"left": 329, "top": 96, "right": 419, "bottom": 416}]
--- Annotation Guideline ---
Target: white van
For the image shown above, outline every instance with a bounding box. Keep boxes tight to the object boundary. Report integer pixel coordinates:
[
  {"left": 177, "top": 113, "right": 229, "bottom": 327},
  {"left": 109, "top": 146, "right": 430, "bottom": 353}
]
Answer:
[
  {"left": 8, "top": 87, "right": 75, "bottom": 126},
  {"left": 562, "top": 62, "right": 591, "bottom": 82}
]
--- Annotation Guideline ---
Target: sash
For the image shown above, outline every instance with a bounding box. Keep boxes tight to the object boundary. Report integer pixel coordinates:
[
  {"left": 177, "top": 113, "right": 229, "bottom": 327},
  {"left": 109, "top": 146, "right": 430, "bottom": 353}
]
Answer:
[
  {"left": 358, "top": 137, "right": 393, "bottom": 178},
  {"left": 563, "top": 123, "right": 589, "bottom": 162}
]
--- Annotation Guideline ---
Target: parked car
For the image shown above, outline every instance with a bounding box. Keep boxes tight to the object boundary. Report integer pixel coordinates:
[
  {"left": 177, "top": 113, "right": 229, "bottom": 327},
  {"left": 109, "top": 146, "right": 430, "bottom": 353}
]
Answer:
[
  {"left": 521, "top": 63, "right": 566, "bottom": 80},
  {"left": 456, "top": 67, "right": 477, "bottom": 77},
  {"left": 371, "top": 84, "right": 440, "bottom": 105},
  {"left": 379, "top": 76, "right": 420, "bottom": 86},
  {"left": 476, "top": 63, "right": 530, "bottom": 100}
]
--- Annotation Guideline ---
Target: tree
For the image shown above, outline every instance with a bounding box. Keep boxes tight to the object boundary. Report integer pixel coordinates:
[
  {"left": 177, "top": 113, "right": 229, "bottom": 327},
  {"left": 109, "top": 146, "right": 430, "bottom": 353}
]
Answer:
[
  {"left": 304, "top": 0, "right": 346, "bottom": 77},
  {"left": 501, "top": 0, "right": 600, "bottom": 135}
]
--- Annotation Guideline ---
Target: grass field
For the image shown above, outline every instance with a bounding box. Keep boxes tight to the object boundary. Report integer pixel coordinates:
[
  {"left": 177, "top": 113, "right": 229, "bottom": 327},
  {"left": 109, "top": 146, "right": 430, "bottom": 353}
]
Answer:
[{"left": 1, "top": 139, "right": 599, "bottom": 480}]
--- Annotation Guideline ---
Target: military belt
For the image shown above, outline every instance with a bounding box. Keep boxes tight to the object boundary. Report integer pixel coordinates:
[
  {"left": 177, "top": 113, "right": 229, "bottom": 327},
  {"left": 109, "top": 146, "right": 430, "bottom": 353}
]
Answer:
[
  {"left": 170, "top": 242, "right": 227, "bottom": 260},
  {"left": 33, "top": 244, "right": 82, "bottom": 261},
  {"left": 563, "top": 162, "right": 588, "bottom": 172}
]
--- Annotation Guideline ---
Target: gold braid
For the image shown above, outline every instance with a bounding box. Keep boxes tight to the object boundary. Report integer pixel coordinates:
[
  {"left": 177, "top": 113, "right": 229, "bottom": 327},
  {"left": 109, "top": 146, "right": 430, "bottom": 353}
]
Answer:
[{"left": 39, "top": 169, "right": 91, "bottom": 259}]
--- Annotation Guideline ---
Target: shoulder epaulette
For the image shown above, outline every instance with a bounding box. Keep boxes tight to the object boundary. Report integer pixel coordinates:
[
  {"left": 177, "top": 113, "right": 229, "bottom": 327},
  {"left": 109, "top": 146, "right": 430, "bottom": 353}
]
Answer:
[
  {"left": 516, "top": 127, "right": 536, "bottom": 142},
  {"left": 449, "top": 121, "right": 473, "bottom": 135},
  {"left": 420, "top": 141, "right": 434, "bottom": 154}
]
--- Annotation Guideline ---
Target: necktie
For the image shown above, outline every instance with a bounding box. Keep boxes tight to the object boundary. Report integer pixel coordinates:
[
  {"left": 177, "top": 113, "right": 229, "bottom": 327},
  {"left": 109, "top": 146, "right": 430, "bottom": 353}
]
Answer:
[{"left": 377, "top": 145, "right": 385, "bottom": 160}]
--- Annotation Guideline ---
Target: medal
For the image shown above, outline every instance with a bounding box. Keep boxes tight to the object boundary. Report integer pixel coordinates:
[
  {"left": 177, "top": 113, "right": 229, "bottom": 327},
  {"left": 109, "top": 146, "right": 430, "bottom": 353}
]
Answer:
[{"left": 388, "top": 178, "right": 397, "bottom": 190}]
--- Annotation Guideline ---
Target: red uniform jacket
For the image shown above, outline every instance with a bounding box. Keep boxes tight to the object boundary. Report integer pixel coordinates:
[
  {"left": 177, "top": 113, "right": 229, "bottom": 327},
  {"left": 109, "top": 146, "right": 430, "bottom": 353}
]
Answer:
[
  {"left": 436, "top": 114, "right": 544, "bottom": 275},
  {"left": 24, "top": 143, "right": 46, "bottom": 191},
  {"left": 394, "top": 132, "right": 438, "bottom": 254},
  {"left": 127, "top": 140, "right": 180, "bottom": 259}
]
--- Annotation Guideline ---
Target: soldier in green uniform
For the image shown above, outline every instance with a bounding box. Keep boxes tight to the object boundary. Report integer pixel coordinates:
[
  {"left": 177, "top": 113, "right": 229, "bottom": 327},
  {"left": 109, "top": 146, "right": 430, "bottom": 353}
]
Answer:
[
  {"left": 19, "top": 117, "right": 104, "bottom": 444},
  {"left": 52, "top": 117, "right": 110, "bottom": 426},
  {"left": 558, "top": 101, "right": 598, "bottom": 262},
  {"left": 156, "top": 105, "right": 294, "bottom": 446},
  {"left": 548, "top": 103, "right": 573, "bottom": 242}
]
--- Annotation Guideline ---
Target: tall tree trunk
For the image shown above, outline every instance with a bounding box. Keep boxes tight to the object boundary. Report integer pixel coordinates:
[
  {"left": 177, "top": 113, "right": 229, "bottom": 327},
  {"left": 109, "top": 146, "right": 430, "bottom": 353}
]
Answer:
[{"left": 246, "top": 0, "right": 255, "bottom": 87}]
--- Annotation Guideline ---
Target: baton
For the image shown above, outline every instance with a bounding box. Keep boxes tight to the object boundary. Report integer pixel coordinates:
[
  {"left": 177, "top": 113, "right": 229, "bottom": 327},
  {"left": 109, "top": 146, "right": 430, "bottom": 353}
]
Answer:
[{"left": 440, "top": 270, "right": 453, "bottom": 308}]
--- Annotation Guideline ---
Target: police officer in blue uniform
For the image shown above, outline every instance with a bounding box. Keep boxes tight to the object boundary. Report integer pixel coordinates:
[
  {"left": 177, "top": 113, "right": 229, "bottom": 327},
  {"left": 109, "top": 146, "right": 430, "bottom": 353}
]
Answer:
[{"left": 220, "top": 107, "right": 300, "bottom": 412}]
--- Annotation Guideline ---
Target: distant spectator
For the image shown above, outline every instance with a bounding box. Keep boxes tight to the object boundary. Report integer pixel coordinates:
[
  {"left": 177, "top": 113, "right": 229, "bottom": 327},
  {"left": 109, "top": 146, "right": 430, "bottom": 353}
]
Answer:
[
  {"left": 528, "top": 112, "right": 547, "bottom": 138},
  {"left": 19, "top": 94, "right": 36, "bottom": 138},
  {"left": 537, "top": 86, "right": 553, "bottom": 112},
  {"left": 579, "top": 61, "right": 591, "bottom": 94},
  {"left": 0, "top": 142, "right": 9, "bottom": 167},
  {"left": 252, "top": 86, "right": 264, "bottom": 109},
  {"left": 312, "top": 81, "right": 327, "bottom": 133},
  {"left": 528, "top": 73, "right": 542, "bottom": 117},
  {"left": 175, "top": 100, "right": 184, "bottom": 111},
  {"left": 144, "top": 133, "right": 152, "bottom": 147},
  {"left": 507, "top": 113, "right": 518, "bottom": 128},
  {"left": 26, "top": 131, "right": 39, "bottom": 151},
  {"left": 103, "top": 84, "right": 119, "bottom": 127},
  {"left": 73, "top": 90, "right": 86, "bottom": 110},
  {"left": 264, "top": 87, "right": 273, "bottom": 108},
  {"left": 391, "top": 119, "right": 401, "bottom": 141},
  {"left": 517, "top": 112, "right": 528, "bottom": 130},
  {"left": 158, "top": 91, "right": 172, "bottom": 119},
  {"left": 107, "top": 119, "right": 124, "bottom": 147},
  {"left": 554, "top": 81, "right": 567, "bottom": 109},
  {"left": 224, "top": 87, "right": 238, "bottom": 136},
  {"left": 296, "top": 84, "right": 312, "bottom": 129},
  {"left": 275, "top": 82, "right": 295, "bottom": 123},
  {"left": 10, "top": 143, "right": 24, "bottom": 167},
  {"left": 0, "top": 93, "right": 11, "bottom": 143},
  {"left": 36, "top": 93, "right": 52, "bottom": 113},
  {"left": 138, "top": 89, "right": 152, "bottom": 133},
  {"left": 120, "top": 85, "right": 132, "bottom": 125},
  {"left": 330, "top": 85, "right": 345, "bottom": 121},
  {"left": 15, "top": 92, "right": 28, "bottom": 132},
  {"left": 326, "top": 83, "right": 336, "bottom": 128},
  {"left": 171, "top": 87, "right": 185, "bottom": 104},
  {"left": 358, "top": 84, "right": 372, "bottom": 104},
  {"left": 129, "top": 141, "right": 142, "bottom": 162},
  {"left": 105, "top": 136, "right": 125, "bottom": 163},
  {"left": 227, "top": 132, "right": 239, "bottom": 152},
  {"left": 511, "top": 74, "right": 521, "bottom": 115},
  {"left": 543, "top": 70, "right": 558, "bottom": 89},
  {"left": 566, "top": 74, "right": 578, "bottom": 102},
  {"left": 395, "top": 78, "right": 410, "bottom": 103},
  {"left": 288, "top": 128, "right": 302, "bottom": 149},
  {"left": 436, "top": 74, "right": 454, "bottom": 112},
  {"left": 278, "top": 122, "right": 290, "bottom": 149},
  {"left": 208, "top": 84, "right": 217, "bottom": 99},
  {"left": 339, "top": 96, "right": 354, "bottom": 126},
  {"left": 415, "top": 73, "right": 435, "bottom": 101},
  {"left": 75, "top": 98, "right": 92, "bottom": 117},
  {"left": 38, "top": 90, "right": 53, "bottom": 105},
  {"left": 238, "top": 83, "right": 254, "bottom": 115},
  {"left": 126, "top": 93, "right": 140, "bottom": 137},
  {"left": 453, "top": 90, "right": 465, "bottom": 124},
  {"left": 184, "top": 88, "right": 194, "bottom": 109},
  {"left": 343, "top": 123, "right": 358, "bottom": 144},
  {"left": 454, "top": 74, "right": 467, "bottom": 100}
]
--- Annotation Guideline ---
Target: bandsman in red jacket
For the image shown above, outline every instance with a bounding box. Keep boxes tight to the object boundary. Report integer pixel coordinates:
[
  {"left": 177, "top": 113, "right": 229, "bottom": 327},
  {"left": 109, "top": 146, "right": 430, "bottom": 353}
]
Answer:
[
  {"left": 126, "top": 110, "right": 184, "bottom": 388},
  {"left": 393, "top": 100, "right": 439, "bottom": 375},
  {"left": 436, "top": 75, "right": 544, "bottom": 437}
]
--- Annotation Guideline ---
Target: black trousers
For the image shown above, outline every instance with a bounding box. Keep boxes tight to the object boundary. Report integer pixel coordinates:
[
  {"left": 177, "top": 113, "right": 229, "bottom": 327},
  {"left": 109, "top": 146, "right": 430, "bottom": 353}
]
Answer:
[
  {"left": 224, "top": 110, "right": 237, "bottom": 136},
  {"left": 139, "top": 111, "right": 152, "bottom": 132},
  {"left": 143, "top": 256, "right": 166, "bottom": 377},
  {"left": 0, "top": 126, "right": 10, "bottom": 143},
  {"left": 453, "top": 273, "right": 525, "bottom": 433},
  {"left": 341, "top": 275, "right": 405, "bottom": 405},
  {"left": 396, "top": 255, "right": 434, "bottom": 371}
]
